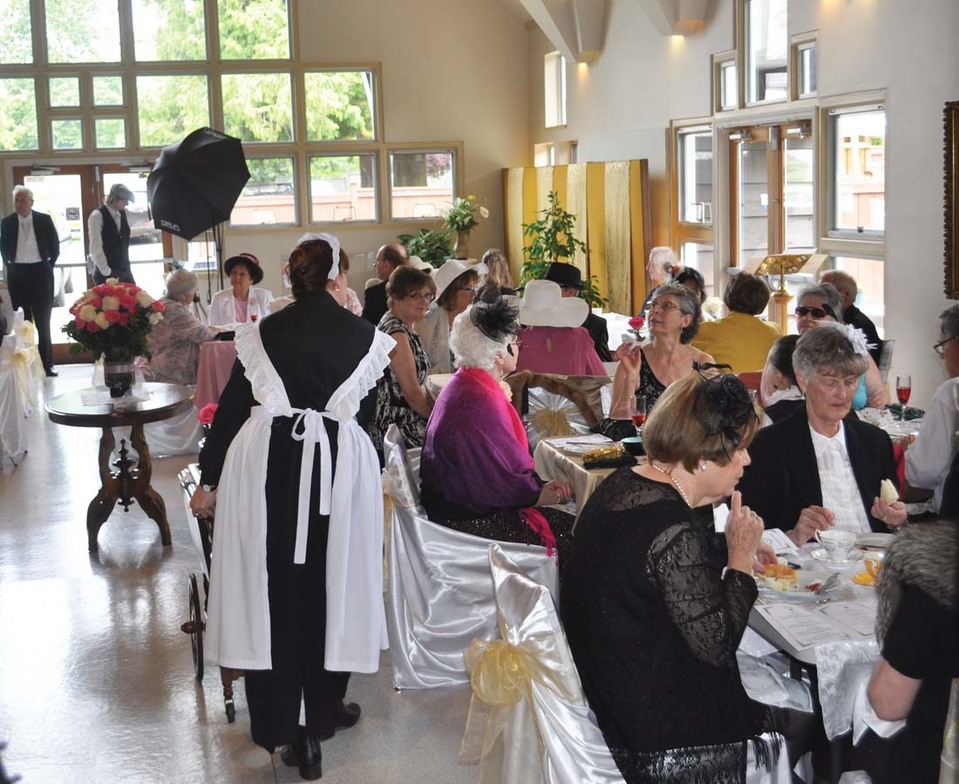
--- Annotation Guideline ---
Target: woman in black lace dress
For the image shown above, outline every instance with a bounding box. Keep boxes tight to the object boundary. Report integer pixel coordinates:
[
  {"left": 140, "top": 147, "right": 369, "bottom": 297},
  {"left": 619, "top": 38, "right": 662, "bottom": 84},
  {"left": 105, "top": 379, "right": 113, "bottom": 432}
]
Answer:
[{"left": 562, "top": 372, "right": 808, "bottom": 783}]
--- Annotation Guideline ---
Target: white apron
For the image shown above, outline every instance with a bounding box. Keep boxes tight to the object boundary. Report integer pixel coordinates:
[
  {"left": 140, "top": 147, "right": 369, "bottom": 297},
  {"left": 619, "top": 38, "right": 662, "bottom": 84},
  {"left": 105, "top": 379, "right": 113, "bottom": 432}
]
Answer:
[{"left": 205, "top": 321, "right": 395, "bottom": 673}]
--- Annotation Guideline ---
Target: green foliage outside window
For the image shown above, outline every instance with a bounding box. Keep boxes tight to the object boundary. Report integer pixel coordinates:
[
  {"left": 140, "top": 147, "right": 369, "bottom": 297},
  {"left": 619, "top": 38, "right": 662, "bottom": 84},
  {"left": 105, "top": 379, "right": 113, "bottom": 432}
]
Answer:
[
  {"left": 218, "top": 0, "right": 290, "bottom": 60},
  {"left": 0, "top": 79, "right": 38, "bottom": 151},
  {"left": 0, "top": 0, "right": 33, "bottom": 64}
]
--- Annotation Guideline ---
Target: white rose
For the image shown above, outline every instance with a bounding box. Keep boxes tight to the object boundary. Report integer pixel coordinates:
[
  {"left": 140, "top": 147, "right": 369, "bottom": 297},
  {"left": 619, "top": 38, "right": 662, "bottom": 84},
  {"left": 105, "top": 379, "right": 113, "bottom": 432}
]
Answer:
[
  {"left": 94, "top": 312, "right": 110, "bottom": 329},
  {"left": 102, "top": 296, "right": 120, "bottom": 311},
  {"left": 479, "top": 206, "right": 489, "bottom": 219},
  {"left": 136, "top": 290, "right": 155, "bottom": 307},
  {"left": 148, "top": 312, "right": 163, "bottom": 325},
  {"left": 79, "top": 304, "right": 97, "bottom": 321},
  {"left": 106, "top": 277, "right": 119, "bottom": 285}
]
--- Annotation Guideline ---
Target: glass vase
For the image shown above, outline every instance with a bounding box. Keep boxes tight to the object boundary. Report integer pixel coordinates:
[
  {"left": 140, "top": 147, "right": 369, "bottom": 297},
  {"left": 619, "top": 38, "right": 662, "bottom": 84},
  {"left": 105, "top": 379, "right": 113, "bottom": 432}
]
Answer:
[
  {"left": 453, "top": 230, "right": 470, "bottom": 260},
  {"left": 103, "top": 360, "right": 136, "bottom": 398}
]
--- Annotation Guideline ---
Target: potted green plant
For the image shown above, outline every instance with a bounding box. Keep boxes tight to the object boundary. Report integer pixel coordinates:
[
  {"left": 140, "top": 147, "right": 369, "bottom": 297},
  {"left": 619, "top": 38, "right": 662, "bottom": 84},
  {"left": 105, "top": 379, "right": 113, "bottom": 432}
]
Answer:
[
  {"left": 520, "top": 190, "right": 607, "bottom": 309},
  {"left": 398, "top": 227, "right": 453, "bottom": 268}
]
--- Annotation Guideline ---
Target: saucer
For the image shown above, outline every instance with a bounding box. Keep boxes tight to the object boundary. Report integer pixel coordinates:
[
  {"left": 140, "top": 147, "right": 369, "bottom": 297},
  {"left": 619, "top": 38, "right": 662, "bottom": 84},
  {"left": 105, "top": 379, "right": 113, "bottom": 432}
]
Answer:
[{"left": 810, "top": 547, "right": 863, "bottom": 566}]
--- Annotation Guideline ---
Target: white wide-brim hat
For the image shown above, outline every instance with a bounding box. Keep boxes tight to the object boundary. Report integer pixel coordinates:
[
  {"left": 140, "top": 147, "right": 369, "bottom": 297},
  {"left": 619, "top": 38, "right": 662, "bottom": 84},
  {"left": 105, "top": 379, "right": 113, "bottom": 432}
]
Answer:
[
  {"left": 519, "top": 279, "right": 589, "bottom": 328},
  {"left": 433, "top": 258, "right": 488, "bottom": 300},
  {"left": 408, "top": 255, "right": 434, "bottom": 274}
]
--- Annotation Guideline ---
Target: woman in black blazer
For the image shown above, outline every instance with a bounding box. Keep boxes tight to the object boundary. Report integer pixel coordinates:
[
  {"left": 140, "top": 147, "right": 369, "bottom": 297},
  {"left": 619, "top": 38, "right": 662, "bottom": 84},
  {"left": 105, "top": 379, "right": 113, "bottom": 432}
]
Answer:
[{"left": 739, "top": 323, "right": 907, "bottom": 545}]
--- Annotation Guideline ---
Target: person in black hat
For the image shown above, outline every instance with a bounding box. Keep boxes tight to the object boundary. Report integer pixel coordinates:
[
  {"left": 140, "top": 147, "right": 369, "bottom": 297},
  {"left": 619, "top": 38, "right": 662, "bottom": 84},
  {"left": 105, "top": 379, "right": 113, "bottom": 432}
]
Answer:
[
  {"left": 208, "top": 252, "right": 275, "bottom": 327},
  {"left": 543, "top": 262, "right": 611, "bottom": 362},
  {"left": 88, "top": 182, "right": 137, "bottom": 284}
]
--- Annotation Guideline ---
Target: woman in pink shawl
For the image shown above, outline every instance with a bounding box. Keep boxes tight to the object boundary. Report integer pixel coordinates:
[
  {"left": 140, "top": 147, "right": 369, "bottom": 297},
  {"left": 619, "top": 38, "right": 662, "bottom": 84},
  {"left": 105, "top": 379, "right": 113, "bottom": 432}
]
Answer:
[{"left": 419, "top": 291, "right": 576, "bottom": 564}]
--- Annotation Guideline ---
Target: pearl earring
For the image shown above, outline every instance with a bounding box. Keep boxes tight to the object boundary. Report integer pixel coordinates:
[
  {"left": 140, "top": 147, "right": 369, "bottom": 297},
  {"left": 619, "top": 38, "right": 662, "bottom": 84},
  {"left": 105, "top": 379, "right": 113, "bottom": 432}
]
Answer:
[{"left": 700, "top": 463, "right": 707, "bottom": 472}]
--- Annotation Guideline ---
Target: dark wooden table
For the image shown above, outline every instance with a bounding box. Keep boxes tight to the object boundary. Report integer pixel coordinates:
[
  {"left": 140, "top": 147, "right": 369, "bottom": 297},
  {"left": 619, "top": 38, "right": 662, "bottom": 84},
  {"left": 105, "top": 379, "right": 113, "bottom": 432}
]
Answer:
[{"left": 45, "top": 382, "right": 194, "bottom": 552}]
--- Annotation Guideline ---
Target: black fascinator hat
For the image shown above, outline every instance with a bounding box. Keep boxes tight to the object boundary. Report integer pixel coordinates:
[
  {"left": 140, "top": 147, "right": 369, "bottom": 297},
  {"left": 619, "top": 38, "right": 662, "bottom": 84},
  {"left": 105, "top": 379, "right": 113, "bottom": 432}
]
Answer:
[
  {"left": 469, "top": 289, "right": 520, "bottom": 343},
  {"left": 691, "top": 364, "right": 757, "bottom": 453}
]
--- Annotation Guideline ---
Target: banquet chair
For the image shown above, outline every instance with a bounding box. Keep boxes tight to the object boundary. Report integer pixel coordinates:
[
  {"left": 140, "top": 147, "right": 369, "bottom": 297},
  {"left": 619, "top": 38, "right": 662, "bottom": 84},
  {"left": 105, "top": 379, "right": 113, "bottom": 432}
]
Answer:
[
  {"left": 505, "top": 371, "right": 609, "bottom": 450},
  {"left": 382, "top": 425, "right": 559, "bottom": 690},
  {"left": 464, "top": 545, "right": 792, "bottom": 784},
  {"left": 0, "top": 337, "right": 28, "bottom": 467}
]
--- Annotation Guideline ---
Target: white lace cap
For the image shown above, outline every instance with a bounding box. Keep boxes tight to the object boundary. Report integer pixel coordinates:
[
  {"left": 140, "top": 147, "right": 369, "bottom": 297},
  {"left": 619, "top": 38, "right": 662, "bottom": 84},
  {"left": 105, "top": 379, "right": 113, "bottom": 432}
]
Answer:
[
  {"left": 315, "top": 232, "right": 341, "bottom": 280},
  {"left": 838, "top": 323, "right": 871, "bottom": 357}
]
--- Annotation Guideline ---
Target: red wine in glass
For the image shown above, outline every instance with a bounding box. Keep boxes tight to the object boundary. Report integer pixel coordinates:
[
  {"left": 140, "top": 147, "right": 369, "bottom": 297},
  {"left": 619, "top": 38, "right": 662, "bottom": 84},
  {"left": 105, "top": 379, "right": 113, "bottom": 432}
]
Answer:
[
  {"left": 631, "top": 413, "right": 647, "bottom": 428},
  {"left": 250, "top": 313, "right": 259, "bottom": 323},
  {"left": 895, "top": 374, "right": 911, "bottom": 422}
]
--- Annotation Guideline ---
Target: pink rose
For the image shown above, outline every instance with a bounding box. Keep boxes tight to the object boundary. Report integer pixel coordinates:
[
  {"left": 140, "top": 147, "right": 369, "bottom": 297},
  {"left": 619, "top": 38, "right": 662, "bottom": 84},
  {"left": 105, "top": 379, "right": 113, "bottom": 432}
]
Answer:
[
  {"left": 120, "top": 296, "right": 137, "bottom": 310},
  {"left": 103, "top": 310, "right": 122, "bottom": 324},
  {"left": 117, "top": 312, "right": 130, "bottom": 326},
  {"left": 628, "top": 315, "right": 645, "bottom": 330},
  {"left": 86, "top": 322, "right": 100, "bottom": 333},
  {"left": 152, "top": 300, "right": 165, "bottom": 313},
  {"left": 197, "top": 403, "right": 218, "bottom": 426}
]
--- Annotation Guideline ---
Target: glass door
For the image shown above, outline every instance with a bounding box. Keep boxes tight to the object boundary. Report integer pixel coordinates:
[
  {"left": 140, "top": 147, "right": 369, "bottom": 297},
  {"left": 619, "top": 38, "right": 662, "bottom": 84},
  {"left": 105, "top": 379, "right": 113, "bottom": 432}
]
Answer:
[{"left": 12, "top": 164, "right": 169, "bottom": 364}]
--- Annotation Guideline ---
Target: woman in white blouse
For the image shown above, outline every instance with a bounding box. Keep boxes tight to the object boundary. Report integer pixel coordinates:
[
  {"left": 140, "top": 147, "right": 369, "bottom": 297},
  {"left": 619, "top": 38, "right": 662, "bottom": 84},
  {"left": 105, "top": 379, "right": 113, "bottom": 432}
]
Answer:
[{"left": 208, "top": 253, "right": 273, "bottom": 327}]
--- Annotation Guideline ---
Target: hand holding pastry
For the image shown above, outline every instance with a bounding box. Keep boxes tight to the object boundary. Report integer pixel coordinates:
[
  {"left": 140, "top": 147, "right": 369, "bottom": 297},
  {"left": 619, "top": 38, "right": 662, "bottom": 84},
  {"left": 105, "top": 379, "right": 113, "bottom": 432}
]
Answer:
[{"left": 871, "top": 496, "right": 907, "bottom": 528}]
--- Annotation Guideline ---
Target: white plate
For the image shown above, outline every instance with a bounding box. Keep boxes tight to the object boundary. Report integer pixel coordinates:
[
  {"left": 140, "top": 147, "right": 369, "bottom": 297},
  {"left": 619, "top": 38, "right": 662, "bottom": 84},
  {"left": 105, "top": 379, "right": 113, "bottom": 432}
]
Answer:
[
  {"left": 757, "top": 569, "right": 834, "bottom": 601},
  {"left": 855, "top": 533, "right": 895, "bottom": 550},
  {"left": 561, "top": 443, "right": 611, "bottom": 456},
  {"left": 810, "top": 547, "right": 864, "bottom": 566}
]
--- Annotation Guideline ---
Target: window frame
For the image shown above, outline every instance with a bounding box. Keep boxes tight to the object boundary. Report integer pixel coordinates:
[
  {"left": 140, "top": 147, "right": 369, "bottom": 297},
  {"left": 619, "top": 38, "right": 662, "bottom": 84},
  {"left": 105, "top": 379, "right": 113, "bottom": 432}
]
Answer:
[
  {"left": 1, "top": 0, "right": 467, "bottom": 231},
  {"left": 385, "top": 146, "right": 459, "bottom": 223},
  {"left": 669, "top": 118, "right": 715, "bottom": 295},
  {"left": 790, "top": 31, "right": 818, "bottom": 101}
]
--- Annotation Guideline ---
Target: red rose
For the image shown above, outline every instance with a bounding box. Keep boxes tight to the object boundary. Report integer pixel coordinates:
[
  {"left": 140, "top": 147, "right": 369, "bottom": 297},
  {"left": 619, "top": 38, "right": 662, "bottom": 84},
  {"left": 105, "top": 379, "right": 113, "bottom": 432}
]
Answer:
[
  {"left": 117, "top": 312, "right": 131, "bottom": 325},
  {"left": 104, "top": 310, "right": 122, "bottom": 323},
  {"left": 628, "top": 315, "right": 645, "bottom": 330},
  {"left": 120, "top": 296, "right": 137, "bottom": 310},
  {"left": 86, "top": 322, "right": 100, "bottom": 333},
  {"left": 152, "top": 300, "right": 165, "bottom": 313}
]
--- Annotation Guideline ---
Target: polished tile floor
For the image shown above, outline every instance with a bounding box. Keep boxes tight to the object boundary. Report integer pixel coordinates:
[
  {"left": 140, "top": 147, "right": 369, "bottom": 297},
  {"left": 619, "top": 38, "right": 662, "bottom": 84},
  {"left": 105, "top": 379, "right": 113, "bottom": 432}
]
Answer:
[{"left": 0, "top": 365, "right": 476, "bottom": 784}]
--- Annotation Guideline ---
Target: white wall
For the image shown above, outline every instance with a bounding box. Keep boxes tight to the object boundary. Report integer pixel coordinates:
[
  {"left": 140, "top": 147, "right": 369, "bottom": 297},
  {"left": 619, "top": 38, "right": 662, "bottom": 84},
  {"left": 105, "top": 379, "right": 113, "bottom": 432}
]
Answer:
[
  {"left": 232, "top": 0, "right": 531, "bottom": 298},
  {"left": 528, "top": 0, "right": 959, "bottom": 402}
]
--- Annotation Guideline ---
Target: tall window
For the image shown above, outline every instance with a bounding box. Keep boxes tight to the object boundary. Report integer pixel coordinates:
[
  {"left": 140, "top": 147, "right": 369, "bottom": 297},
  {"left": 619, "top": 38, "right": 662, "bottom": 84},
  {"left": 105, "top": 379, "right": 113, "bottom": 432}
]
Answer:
[
  {"left": 671, "top": 122, "right": 714, "bottom": 295},
  {"left": 745, "top": 0, "right": 787, "bottom": 105},
  {"left": 544, "top": 51, "right": 567, "bottom": 128},
  {"left": 0, "top": 0, "right": 465, "bottom": 228},
  {"left": 828, "top": 106, "right": 886, "bottom": 239}
]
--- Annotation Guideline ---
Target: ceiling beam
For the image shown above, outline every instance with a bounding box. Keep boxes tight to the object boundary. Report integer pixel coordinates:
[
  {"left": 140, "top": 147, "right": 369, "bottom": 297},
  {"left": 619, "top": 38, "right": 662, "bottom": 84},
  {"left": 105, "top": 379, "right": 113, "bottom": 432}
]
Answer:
[
  {"left": 635, "top": 0, "right": 709, "bottom": 36},
  {"left": 519, "top": 0, "right": 608, "bottom": 63}
]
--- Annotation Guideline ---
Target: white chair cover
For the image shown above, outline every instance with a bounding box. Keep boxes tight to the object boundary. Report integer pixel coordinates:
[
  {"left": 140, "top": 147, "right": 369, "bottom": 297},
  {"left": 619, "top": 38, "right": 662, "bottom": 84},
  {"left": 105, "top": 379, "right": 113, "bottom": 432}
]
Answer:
[
  {"left": 525, "top": 387, "right": 592, "bottom": 450},
  {"left": 4, "top": 311, "right": 42, "bottom": 415},
  {"left": 462, "top": 545, "right": 791, "bottom": 784},
  {"left": 0, "top": 354, "right": 27, "bottom": 464},
  {"left": 382, "top": 425, "right": 558, "bottom": 690},
  {"left": 143, "top": 404, "right": 203, "bottom": 457},
  {"left": 816, "top": 639, "right": 886, "bottom": 741},
  {"left": 461, "top": 543, "right": 625, "bottom": 784}
]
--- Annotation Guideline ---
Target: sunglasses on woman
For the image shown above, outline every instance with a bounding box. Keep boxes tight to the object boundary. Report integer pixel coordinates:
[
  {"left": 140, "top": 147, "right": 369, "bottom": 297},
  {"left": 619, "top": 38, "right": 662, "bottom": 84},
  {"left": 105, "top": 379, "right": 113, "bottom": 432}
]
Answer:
[{"left": 795, "top": 305, "right": 828, "bottom": 319}]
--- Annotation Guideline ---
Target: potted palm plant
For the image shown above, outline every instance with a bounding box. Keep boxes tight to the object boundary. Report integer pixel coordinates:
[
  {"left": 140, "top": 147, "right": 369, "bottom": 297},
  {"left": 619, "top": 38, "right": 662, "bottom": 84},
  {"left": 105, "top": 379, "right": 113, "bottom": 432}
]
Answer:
[
  {"left": 398, "top": 228, "right": 453, "bottom": 269},
  {"left": 520, "top": 191, "right": 607, "bottom": 308}
]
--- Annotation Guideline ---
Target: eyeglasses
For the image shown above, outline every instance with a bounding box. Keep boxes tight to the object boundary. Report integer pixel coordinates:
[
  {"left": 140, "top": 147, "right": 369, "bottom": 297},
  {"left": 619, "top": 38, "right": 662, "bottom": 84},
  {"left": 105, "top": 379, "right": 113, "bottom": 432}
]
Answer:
[
  {"left": 649, "top": 300, "right": 681, "bottom": 313},
  {"left": 795, "top": 305, "right": 828, "bottom": 319},
  {"left": 405, "top": 292, "right": 434, "bottom": 302},
  {"left": 454, "top": 286, "right": 477, "bottom": 294},
  {"left": 505, "top": 339, "right": 522, "bottom": 357},
  {"left": 934, "top": 336, "right": 957, "bottom": 356}
]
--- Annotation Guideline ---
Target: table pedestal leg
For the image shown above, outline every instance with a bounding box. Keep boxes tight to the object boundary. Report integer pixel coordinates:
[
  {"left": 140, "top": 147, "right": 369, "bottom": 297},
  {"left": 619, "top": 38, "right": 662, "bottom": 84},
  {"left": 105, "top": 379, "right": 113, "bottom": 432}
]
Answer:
[
  {"left": 87, "top": 424, "right": 172, "bottom": 552},
  {"left": 87, "top": 427, "right": 120, "bottom": 552}
]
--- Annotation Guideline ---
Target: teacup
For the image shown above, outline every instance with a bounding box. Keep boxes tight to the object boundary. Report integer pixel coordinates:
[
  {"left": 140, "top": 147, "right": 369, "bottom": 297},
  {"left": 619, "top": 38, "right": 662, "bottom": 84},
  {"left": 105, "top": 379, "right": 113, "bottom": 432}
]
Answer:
[{"left": 815, "top": 529, "right": 857, "bottom": 561}]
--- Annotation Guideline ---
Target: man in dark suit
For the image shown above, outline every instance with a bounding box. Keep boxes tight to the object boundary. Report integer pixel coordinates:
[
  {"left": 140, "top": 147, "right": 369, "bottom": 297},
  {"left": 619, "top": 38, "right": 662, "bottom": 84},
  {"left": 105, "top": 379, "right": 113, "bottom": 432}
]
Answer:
[
  {"left": 1, "top": 185, "right": 61, "bottom": 376},
  {"left": 820, "top": 270, "right": 882, "bottom": 365},
  {"left": 361, "top": 243, "right": 407, "bottom": 325},
  {"left": 738, "top": 324, "right": 906, "bottom": 545},
  {"left": 543, "top": 262, "right": 611, "bottom": 362},
  {"left": 88, "top": 182, "right": 135, "bottom": 284}
]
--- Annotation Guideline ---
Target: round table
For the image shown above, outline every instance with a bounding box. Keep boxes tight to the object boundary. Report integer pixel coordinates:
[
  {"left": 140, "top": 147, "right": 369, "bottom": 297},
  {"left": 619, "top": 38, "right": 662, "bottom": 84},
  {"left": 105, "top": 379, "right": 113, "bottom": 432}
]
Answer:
[{"left": 45, "top": 382, "right": 194, "bottom": 552}]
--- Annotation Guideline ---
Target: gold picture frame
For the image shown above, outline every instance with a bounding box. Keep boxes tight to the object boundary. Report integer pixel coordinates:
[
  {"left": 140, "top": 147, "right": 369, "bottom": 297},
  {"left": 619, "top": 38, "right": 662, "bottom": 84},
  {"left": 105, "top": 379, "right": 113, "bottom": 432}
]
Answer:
[{"left": 946, "top": 101, "right": 959, "bottom": 298}]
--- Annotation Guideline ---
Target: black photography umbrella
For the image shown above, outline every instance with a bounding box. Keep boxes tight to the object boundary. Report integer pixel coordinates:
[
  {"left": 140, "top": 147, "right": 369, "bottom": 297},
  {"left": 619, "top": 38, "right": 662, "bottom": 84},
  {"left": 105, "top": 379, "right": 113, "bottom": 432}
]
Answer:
[{"left": 147, "top": 127, "right": 250, "bottom": 302}]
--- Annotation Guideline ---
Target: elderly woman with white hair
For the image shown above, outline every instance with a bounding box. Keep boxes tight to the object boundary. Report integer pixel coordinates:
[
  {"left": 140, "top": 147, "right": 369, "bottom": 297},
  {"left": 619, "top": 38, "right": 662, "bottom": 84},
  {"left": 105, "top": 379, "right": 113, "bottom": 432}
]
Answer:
[
  {"left": 147, "top": 268, "right": 216, "bottom": 386},
  {"left": 419, "top": 291, "right": 575, "bottom": 563},
  {"left": 740, "top": 322, "right": 906, "bottom": 546}
]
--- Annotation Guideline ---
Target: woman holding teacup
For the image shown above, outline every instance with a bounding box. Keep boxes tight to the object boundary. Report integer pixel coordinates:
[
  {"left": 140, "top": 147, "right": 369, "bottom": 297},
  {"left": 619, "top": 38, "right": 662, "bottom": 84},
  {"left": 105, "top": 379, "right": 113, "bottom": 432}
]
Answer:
[{"left": 739, "top": 323, "right": 907, "bottom": 546}]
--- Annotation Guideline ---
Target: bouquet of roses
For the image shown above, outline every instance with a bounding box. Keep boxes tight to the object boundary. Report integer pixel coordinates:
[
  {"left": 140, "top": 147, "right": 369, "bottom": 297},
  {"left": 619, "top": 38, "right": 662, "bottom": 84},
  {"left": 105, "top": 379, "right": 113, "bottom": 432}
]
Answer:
[
  {"left": 62, "top": 279, "right": 165, "bottom": 362},
  {"left": 443, "top": 195, "right": 489, "bottom": 232}
]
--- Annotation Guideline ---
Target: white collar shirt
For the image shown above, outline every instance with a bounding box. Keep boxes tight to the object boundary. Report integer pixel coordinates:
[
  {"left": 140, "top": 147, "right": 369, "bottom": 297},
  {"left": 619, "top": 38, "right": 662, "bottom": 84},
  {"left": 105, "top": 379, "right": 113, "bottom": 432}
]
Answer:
[
  {"left": 15, "top": 213, "right": 42, "bottom": 263},
  {"left": 809, "top": 423, "right": 871, "bottom": 534}
]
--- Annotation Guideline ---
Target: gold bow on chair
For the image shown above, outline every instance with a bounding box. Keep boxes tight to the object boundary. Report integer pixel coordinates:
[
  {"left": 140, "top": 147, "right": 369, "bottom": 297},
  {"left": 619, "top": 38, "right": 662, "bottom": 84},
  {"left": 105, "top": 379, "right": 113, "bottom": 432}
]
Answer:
[
  {"left": 529, "top": 407, "right": 574, "bottom": 439},
  {"left": 12, "top": 347, "right": 41, "bottom": 411},
  {"left": 459, "top": 635, "right": 578, "bottom": 775}
]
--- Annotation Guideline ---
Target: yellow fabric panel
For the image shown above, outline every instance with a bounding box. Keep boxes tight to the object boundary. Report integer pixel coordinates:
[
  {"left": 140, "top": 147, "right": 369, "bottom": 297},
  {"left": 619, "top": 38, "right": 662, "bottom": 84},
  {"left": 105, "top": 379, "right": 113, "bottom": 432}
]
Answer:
[
  {"left": 536, "top": 167, "right": 554, "bottom": 214},
  {"left": 566, "top": 164, "right": 588, "bottom": 273},
  {"left": 522, "top": 167, "right": 539, "bottom": 279},
  {"left": 552, "top": 166, "right": 567, "bottom": 216},
  {"left": 630, "top": 160, "right": 649, "bottom": 316},
  {"left": 604, "top": 161, "right": 632, "bottom": 316},
  {"left": 586, "top": 163, "right": 607, "bottom": 299},
  {"left": 505, "top": 168, "right": 525, "bottom": 283}
]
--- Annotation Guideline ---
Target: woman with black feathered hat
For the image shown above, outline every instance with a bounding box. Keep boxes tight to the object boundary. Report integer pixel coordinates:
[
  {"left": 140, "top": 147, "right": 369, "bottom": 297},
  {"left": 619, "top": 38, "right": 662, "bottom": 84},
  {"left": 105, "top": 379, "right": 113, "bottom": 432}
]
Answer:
[{"left": 418, "top": 290, "right": 575, "bottom": 563}]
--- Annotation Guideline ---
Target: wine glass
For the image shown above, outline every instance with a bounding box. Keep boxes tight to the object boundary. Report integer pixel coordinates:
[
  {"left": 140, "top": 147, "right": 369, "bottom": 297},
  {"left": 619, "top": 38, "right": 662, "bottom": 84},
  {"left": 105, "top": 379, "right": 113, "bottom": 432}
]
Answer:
[
  {"left": 895, "top": 374, "right": 911, "bottom": 422},
  {"left": 631, "top": 394, "right": 648, "bottom": 435}
]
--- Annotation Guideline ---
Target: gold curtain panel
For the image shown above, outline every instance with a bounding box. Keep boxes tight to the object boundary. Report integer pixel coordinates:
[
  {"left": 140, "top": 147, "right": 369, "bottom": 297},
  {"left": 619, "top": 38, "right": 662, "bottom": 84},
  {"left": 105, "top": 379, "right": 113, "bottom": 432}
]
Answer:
[{"left": 502, "top": 160, "right": 650, "bottom": 315}]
